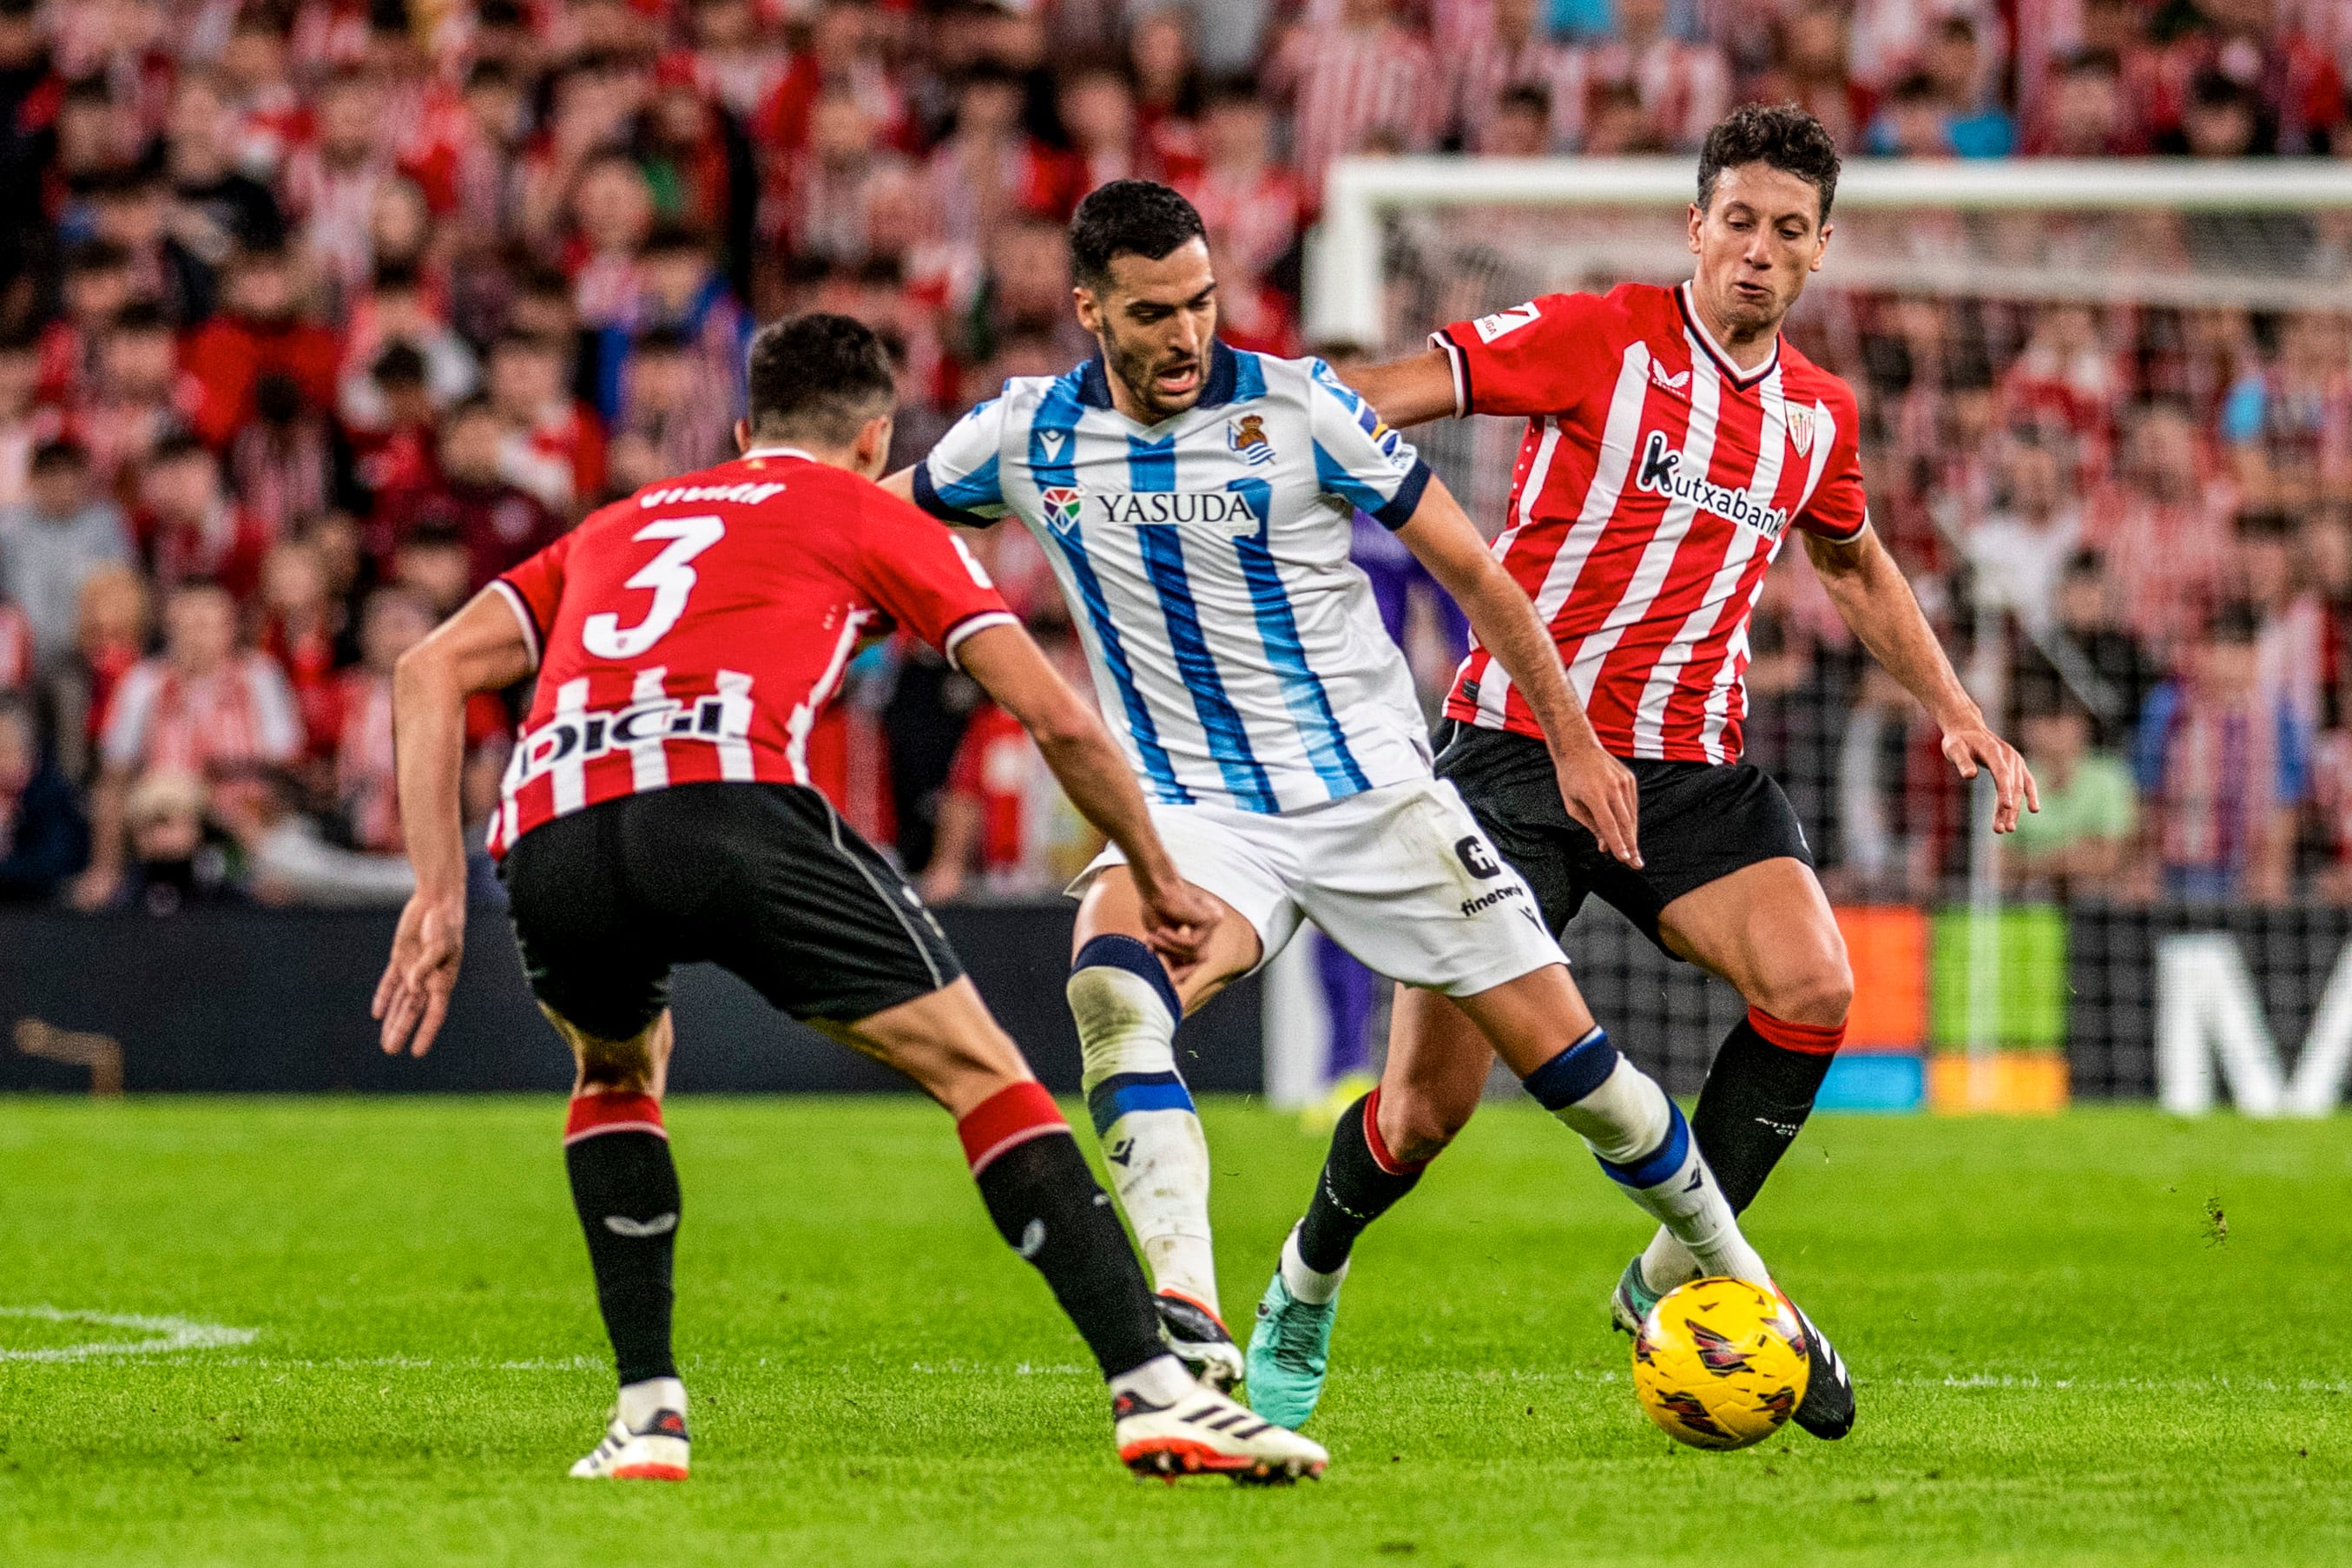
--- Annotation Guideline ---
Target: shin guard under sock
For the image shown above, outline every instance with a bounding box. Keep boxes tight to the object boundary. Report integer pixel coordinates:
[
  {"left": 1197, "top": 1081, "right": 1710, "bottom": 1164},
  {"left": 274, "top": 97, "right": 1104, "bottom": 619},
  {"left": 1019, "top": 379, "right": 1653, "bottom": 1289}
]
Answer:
[
  {"left": 959, "top": 1080, "right": 1167, "bottom": 1379},
  {"left": 1295, "top": 1089, "right": 1427, "bottom": 1276},
  {"left": 564, "top": 1092, "right": 682, "bottom": 1387}
]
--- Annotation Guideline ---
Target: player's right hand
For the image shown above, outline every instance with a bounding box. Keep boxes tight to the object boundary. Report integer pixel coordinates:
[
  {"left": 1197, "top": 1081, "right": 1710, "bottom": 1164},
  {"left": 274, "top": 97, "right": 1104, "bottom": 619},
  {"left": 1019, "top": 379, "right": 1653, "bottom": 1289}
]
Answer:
[
  {"left": 1554, "top": 743, "right": 1643, "bottom": 869},
  {"left": 373, "top": 891, "right": 467, "bottom": 1058},
  {"left": 1135, "top": 874, "right": 1220, "bottom": 978}
]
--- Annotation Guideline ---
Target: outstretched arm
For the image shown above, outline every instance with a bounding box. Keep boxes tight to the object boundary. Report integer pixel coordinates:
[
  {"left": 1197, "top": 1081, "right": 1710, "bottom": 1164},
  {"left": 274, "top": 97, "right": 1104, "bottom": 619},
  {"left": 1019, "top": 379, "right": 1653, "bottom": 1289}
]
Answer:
[
  {"left": 952, "top": 623, "right": 1217, "bottom": 971},
  {"left": 1393, "top": 474, "right": 1642, "bottom": 866},
  {"left": 372, "top": 589, "right": 535, "bottom": 1057},
  {"left": 1804, "top": 525, "right": 2038, "bottom": 831},
  {"left": 1340, "top": 349, "right": 1460, "bottom": 429}
]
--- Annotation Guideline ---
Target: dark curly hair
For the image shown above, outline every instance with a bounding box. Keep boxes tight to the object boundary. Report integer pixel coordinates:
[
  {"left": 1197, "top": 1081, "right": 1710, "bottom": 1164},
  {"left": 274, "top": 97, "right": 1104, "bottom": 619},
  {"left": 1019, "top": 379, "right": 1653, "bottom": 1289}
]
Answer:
[
  {"left": 1696, "top": 104, "right": 1842, "bottom": 224},
  {"left": 1069, "top": 180, "right": 1207, "bottom": 291}
]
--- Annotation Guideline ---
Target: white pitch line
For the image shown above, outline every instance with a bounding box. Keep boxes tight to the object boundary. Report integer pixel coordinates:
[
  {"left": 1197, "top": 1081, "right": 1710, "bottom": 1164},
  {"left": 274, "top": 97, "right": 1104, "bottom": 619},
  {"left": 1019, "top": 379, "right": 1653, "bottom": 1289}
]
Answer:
[{"left": 0, "top": 1305, "right": 258, "bottom": 1363}]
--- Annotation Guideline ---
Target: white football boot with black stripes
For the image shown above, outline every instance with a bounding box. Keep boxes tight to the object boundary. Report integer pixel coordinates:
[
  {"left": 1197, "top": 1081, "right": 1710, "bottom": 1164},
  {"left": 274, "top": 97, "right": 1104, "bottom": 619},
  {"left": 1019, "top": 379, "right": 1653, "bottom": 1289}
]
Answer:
[
  {"left": 1114, "top": 1380, "right": 1328, "bottom": 1484},
  {"left": 570, "top": 1406, "right": 690, "bottom": 1480}
]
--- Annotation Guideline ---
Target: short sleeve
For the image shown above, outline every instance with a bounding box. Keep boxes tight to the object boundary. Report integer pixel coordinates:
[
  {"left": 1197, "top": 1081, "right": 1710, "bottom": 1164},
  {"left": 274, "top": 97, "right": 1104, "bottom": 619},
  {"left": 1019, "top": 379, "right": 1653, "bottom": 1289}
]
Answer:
[
  {"left": 853, "top": 490, "right": 1018, "bottom": 667},
  {"left": 491, "top": 530, "right": 574, "bottom": 671},
  {"left": 911, "top": 397, "right": 1011, "bottom": 525},
  {"left": 1431, "top": 292, "right": 1611, "bottom": 418},
  {"left": 1794, "top": 392, "right": 1868, "bottom": 544},
  {"left": 1307, "top": 359, "right": 1433, "bottom": 530}
]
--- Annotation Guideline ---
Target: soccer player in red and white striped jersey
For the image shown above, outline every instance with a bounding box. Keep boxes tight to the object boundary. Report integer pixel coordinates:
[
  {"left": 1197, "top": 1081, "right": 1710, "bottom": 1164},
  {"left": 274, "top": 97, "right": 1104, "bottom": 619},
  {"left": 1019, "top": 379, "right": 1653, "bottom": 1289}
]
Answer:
[
  {"left": 372, "top": 313, "right": 1327, "bottom": 1486},
  {"left": 1262, "top": 105, "right": 2038, "bottom": 1443}
]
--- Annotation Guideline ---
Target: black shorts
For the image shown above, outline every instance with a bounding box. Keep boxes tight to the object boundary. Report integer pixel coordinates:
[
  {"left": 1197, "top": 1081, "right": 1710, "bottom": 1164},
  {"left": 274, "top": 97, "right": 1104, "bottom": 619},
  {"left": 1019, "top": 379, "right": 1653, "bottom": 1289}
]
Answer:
[
  {"left": 1433, "top": 720, "right": 1812, "bottom": 957},
  {"left": 499, "top": 781, "right": 964, "bottom": 1041}
]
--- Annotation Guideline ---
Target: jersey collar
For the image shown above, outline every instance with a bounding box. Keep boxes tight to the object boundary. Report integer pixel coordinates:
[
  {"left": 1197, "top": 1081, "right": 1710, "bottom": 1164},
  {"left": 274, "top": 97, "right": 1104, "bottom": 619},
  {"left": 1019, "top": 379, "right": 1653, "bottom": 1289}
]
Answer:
[
  {"left": 739, "top": 445, "right": 818, "bottom": 463},
  {"left": 1677, "top": 280, "right": 1780, "bottom": 389},
  {"left": 1072, "top": 339, "right": 1243, "bottom": 415}
]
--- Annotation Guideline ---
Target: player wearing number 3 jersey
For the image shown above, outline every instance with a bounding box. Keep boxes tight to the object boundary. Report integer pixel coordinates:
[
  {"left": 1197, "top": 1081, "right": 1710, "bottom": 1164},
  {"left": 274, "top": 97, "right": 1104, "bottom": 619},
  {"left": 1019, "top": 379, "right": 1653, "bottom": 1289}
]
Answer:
[{"left": 372, "top": 312, "right": 1330, "bottom": 1486}]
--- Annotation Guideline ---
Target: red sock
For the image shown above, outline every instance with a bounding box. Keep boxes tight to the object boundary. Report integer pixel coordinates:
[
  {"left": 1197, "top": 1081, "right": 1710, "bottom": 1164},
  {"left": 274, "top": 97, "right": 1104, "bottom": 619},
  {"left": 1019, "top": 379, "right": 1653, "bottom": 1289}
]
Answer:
[
  {"left": 956, "top": 1080, "right": 1070, "bottom": 1176},
  {"left": 565, "top": 1090, "right": 667, "bottom": 1145},
  {"left": 1745, "top": 1006, "right": 1845, "bottom": 1057}
]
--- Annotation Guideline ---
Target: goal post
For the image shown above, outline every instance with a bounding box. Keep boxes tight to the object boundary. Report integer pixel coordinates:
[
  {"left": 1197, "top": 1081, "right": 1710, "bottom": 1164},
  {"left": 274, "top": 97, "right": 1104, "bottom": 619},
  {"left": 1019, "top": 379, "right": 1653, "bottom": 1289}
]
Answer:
[
  {"left": 1308, "top": 156, "right": 2352, "bottom": 347},
  {"left": 1303, "top": 155, "right": 2352, "bottom": 1108}
]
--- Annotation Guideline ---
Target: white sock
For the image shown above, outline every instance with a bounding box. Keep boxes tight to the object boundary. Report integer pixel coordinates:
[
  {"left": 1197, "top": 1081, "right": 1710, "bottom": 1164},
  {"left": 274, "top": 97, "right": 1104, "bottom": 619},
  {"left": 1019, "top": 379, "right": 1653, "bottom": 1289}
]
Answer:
[
  {"left": 1525, "top": 1037, "right": 1771, "bottom": 1288},
  {"left": 1107, "top": 1352, "right": 1196, "bottom": 1407},
  {"left": 1277, "top": 1223, "right": 1347, "bottom": 1306},
  {"left": 1068, "top": 945, "right": 1219, "bottom": 1316},
  {"left": 1640, "top": 1228, "right": 1702, "bottom": 1294},
  {"left": 617, "top": 1376, "right": 686, "bottom": 1431}
]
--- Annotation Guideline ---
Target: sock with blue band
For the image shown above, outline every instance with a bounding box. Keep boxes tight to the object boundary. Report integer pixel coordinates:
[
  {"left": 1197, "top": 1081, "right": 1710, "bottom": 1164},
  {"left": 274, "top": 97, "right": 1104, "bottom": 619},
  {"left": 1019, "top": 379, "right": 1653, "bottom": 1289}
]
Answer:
[
  {"left": 1066, "top": 933, "right": 1220, "bottom": 1316},
  {"left": 1522, "top": 1029, "right": 1771, "bottom": 1287}
]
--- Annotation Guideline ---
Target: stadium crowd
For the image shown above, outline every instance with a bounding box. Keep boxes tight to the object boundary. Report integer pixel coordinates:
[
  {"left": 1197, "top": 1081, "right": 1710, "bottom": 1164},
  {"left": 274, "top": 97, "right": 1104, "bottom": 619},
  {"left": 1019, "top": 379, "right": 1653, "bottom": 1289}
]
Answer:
[{"left": 1, "top": 0, "right": 2351, "bottom": 912}]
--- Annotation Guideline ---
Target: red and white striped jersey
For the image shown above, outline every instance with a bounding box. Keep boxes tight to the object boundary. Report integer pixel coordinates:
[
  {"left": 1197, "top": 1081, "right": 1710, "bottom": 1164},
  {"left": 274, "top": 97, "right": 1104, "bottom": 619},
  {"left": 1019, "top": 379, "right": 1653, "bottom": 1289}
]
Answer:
[
  {"left": 486, "top": 449, "right": 1015, "bottom": 858},
  {"left": 1433, "top": 282, "right": 1868, "bottom": 765}
]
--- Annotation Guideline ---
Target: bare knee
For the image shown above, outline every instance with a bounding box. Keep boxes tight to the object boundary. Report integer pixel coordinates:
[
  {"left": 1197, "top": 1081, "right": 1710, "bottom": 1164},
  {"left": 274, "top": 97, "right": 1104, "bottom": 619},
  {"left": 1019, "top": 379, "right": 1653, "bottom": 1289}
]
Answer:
[
  {"left": 1376, "top": 1085, "right": 1472, "bottom": 1167},
  {"left": 1750, "top": 955, "right": 1853, "bottom": 1029}
]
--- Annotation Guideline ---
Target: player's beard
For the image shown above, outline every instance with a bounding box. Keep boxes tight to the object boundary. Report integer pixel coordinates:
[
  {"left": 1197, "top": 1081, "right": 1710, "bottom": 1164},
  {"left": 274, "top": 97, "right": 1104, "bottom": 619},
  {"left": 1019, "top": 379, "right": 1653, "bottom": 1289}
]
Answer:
[{"left": 1103, "top": 326, "right": 1204, "bottom": 425}]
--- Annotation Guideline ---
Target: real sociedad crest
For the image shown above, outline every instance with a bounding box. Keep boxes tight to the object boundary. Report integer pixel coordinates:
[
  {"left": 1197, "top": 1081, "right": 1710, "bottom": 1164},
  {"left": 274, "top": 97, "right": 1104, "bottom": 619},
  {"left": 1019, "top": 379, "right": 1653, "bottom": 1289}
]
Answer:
[
  {"left": 1040, "top": 485, "right": 1084, "bottom": 535},
  {"left": 1226, "top": 413, "right": 1275, "bottom": 466}
]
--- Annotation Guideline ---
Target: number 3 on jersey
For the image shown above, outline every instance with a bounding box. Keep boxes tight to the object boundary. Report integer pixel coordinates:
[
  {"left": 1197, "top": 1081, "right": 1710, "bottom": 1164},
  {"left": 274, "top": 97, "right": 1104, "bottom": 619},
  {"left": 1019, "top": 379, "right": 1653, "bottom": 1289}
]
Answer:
[{"left": 582, "top": 515, "right": 726, "bottom": 660}]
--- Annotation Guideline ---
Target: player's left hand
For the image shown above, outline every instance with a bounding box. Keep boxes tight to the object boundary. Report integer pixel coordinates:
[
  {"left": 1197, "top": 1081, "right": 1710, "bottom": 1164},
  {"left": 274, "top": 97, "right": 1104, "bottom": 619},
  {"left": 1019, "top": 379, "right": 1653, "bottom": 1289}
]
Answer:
[
  {"left": 1135, "top": 874, "right": 1220, "bottom": 979},
  {"left": 1940, "top": 722, "right": 2039, "bottom": 833},
  {"left": 373, "top": 892, "right": 467, "bottom": 1057}
]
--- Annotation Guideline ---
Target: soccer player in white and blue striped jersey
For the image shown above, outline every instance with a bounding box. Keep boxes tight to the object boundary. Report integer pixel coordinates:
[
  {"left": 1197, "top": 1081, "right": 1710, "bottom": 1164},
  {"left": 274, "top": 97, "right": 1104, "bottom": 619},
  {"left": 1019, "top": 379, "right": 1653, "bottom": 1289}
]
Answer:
[{"left": 887, "top": 182, "right": 1812, "bottom": 1426}]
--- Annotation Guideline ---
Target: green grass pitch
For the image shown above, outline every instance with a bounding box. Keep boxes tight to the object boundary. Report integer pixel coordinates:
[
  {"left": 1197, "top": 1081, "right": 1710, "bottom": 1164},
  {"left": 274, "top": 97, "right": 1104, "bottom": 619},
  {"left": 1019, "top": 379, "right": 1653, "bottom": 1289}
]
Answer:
[{"left": 1, "top": 1097, "right": 2347, "bottom": 1566}]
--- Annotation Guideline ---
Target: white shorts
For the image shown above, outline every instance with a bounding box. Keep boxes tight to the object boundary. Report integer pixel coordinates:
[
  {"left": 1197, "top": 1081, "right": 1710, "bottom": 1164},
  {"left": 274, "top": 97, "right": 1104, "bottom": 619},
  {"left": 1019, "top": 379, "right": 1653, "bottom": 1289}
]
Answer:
[{"left": 1073, "top": 777, "right": 1565, "bottom": 998}]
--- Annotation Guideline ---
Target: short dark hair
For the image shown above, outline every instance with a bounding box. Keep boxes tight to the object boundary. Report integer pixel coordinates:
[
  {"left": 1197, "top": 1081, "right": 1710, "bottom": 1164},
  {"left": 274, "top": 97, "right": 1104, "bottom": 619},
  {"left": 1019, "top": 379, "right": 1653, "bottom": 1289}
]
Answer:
[
  {"left": 30, "top": 437, "right": 87, "bottom": 474},
  {"left": 1069, "top": 180, "right": 1207, "bottom": 291},
  {"left": 744, "top": 312, "right": 897, "bottom": 445},
  {"left": 1696, "top": 103, "right": 1842, "bottom": 224},
  {"left": 371, "top": 340, "right": 429, "bottom": 387}
]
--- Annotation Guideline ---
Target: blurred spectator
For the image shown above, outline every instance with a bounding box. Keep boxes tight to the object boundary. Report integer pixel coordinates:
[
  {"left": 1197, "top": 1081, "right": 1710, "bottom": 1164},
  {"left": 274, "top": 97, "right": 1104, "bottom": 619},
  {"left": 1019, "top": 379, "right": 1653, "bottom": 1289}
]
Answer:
[
  {"left": 42, "top": 563, "right": 149, "bottom": 786},
  {"left": 2220, "top": 309, "right": 2352, "bottom": 507},
  {"left": 1178, "top": 81, "right": 1307, "bottom": 300},
  {"left": 591, "top": 222, "right": 751, "bottom": 433},
  {"left": 258, "top": 537, "right": 346, "bottom": 765},
  {"left": 486, "top": 331, "right": 606, "bottom": 516},
  {"left": 139, "top": 434, "right": 272, "bottom": 603},
  {"left": 378, "top": 395, "right": 565, "bottom": 594},
  {"left": 105, "top": 767, "right": 245, "bottom": 915},
  {"left": 1752, "top": 3, "right": 1870, "bottom": 152},
  {"left": 0, "top": 689, "right": 86, "bottom": 902},
  {"left": 389, "top": 524, "right": 477, "bottom": 621},
  {"left": 89, "top": 168, "right": 215, "bottom": 328},
  {"left": 181, "top": 240, "right": 341, "bottom": 451},
  {"left": 1579, "top": 0, "right": 1730, "bottom": 154},
  {"left": 77, "top": 299, "right": 200, "bottom": 503},
  {"left": 2133, "top": 602, "right": 2309, "bottom": 903},
  {"left": 330, "top": 583, "right": 438, "bottom": 858},
  {"left": 2021, "top": 49, "right": 2149, "bottom": 157},
  {"left": 1268, "top": 0, "right": 1441, "bottom": 190},
  {"left": 1963, "top": 434, "right": 2080, "bottom": 632},
  {"left": 337, "top": 262, "right": 481, "bottom": 433},
  {"left": 165, "top": 67, "right": 288, "bottom": 262},
  {"left": 76, "top": 579, "right": 303, "bottom": 911},
  {"left": 1447, "top": 0, "right": 1582, "bottom": 153},
  {"left": 2084, "top": 403, "right": 2235, "bottom": 652},
  {"left": 0, "top": 438, "right": 135, "bottom": 672},
  {"left": 2007, "top": 690, "right": 2137, "bottom": 898},
  {"left": 610, "top": 327, "right": 729, "bottom": 491}
]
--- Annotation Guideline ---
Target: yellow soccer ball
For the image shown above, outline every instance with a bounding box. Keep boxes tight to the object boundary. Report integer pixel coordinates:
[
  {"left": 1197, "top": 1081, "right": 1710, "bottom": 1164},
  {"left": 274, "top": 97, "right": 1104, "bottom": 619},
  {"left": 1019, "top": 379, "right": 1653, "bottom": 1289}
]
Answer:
[{"left": 1630, "top": 1278, "right": 1810, "bottom": 1451}]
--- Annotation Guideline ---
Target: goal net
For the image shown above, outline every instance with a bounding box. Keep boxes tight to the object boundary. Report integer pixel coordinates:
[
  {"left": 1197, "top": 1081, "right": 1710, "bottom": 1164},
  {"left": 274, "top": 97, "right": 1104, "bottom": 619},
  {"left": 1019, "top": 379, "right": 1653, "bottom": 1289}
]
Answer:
[{"left": 1289, "top": 158, "right": 2352, "bottom": 1110}]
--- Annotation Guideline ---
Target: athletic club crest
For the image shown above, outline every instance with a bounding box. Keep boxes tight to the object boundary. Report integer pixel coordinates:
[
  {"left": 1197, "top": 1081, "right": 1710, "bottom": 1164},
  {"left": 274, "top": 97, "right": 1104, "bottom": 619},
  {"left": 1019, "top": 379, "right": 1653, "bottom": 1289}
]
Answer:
[
  {"left": 1785, "top": 405, "right": 1815, "bottom": 458},
  {"left": 1226, "top": 413, "right": 1275, "bottom": 466},
  {"left": 1040, "top": 485, "right": 1084, "bottom": 535}
]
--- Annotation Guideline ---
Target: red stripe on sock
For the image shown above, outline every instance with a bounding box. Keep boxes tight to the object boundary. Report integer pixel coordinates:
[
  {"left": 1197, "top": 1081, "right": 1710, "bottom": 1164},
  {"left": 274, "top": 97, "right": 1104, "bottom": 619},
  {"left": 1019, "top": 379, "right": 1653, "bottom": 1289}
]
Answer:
[
  {"left": 564, "top": 1091, "right": 667, "bottom": 1144},
  {"left": 958, "top": 1080, "right": 1070, "bottom": 1176},
  {"left": 1747, "top": 1006, "right": 1845, "bottom": 1057},
  {"left": 1361, "top": 1087, "right": 1428, "bottom": 1176}
]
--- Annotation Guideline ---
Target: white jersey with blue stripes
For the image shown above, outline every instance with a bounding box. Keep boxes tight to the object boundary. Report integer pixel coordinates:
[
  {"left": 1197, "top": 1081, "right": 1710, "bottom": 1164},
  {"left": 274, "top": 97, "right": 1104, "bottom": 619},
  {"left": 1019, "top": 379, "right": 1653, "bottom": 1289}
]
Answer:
[{"left": 912, "top": 341, "right": 1439, "bottom": 814}]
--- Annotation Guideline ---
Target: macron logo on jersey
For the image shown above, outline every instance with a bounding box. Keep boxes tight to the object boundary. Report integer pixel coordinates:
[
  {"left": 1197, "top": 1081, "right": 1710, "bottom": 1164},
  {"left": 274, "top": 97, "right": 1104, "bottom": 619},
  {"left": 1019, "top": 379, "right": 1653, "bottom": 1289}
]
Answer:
[{"left": 1635, "top": 430, "right": 1792, "bottom": 542}]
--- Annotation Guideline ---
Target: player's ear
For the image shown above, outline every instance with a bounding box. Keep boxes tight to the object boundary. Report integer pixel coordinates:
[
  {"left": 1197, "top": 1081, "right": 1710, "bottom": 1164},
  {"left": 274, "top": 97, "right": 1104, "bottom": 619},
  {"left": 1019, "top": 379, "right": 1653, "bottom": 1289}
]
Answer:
[
  {"left": 1811, "top": 220, "right": 1833, "bottom": 272},
  {"left": 1073, "top": 284, "right": 1102, "bottom": 337},
  {"left": 734, "top": 418, "right": 750, "bottom": 455},
  {"left": 853, "top": 413, "right": 894, "bottom": 479}
]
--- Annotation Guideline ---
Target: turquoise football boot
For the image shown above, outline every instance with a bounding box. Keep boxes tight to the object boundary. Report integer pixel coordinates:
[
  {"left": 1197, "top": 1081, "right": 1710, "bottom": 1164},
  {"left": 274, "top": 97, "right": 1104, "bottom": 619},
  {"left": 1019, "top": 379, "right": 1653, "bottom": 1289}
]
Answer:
[{"left": 1244, "top": 1265, "right": 1341, "bottom": 1430}]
